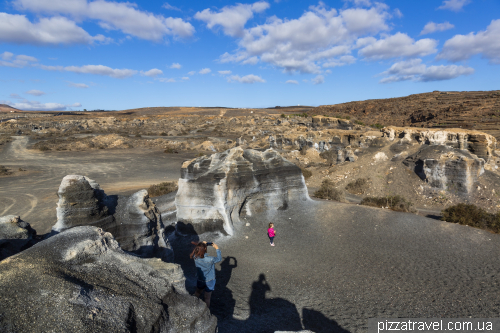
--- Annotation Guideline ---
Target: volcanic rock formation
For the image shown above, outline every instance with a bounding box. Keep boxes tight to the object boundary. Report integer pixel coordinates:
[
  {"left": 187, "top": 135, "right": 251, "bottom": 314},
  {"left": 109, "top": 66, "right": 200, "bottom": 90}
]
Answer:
[
  {"left": 52, "top": 175, "right": 173, "bottom": 261},
  {"left": 0, "top": 215, "right": 37, "bottom": 261},
  {"left": 175, "top": 147, "right": 309, "bottom": 235},
  {"left": 0, "top": 226, "right": 216, "bottom": 333}
]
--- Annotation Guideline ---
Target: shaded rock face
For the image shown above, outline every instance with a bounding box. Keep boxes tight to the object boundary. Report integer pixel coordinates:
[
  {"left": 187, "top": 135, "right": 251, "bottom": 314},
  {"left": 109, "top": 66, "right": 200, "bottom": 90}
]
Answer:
[
  {"left": 176, "top": 147, "right": 309, "bottom": 235},
  {"left": 0, "top": 215, "right": 36, "bottom": 261},
  {"left": 0, "top": 226, "right": 217, "bottom": 333},
  {"left": 403, "top": 146, "right": 484, "bottom": 195},
  {"left": 52, "top": 175, "right": 173, "bottom": 262}
]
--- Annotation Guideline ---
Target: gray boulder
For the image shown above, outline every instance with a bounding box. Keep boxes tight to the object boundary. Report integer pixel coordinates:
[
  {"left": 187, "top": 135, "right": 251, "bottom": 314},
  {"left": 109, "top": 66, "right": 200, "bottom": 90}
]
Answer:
[
  {"left": 175, "top": 147, "right": 309, "bottom": 235},
  {"left": 52, "top": 175, "right": 173, "bottom": 262},
  {"left": 403, "top": 145, "right": 484, "bottom": 195},
  {"left": 0, "top": 215, "right": 37, "bottom": 260},
  {"left": 0, "top": 226, "right": 216, "bottom": 333}
]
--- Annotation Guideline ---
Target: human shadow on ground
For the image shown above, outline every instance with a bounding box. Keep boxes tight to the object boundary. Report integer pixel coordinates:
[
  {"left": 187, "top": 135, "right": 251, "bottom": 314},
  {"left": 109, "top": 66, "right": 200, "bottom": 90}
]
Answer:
[
  {"left": 302, "top": 308, "right": 351, "bottom": 333},
  {"left": 169, "top": 224, "right": 200, "bottom": 292},
  {"left": 211, "top": 256, "right": 237, "bottom": 321}
]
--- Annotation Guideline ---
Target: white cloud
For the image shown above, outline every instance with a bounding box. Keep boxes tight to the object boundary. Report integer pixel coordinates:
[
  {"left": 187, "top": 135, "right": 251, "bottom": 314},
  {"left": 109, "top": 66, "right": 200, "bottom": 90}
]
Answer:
[
  {"left": 4, "top": 99, "right": 82, "bottom": 111},
  {"left": 195, "top": 1, "right": 270, "bottom": 37},
  {"left": 420, "top": 21, "right": 454, "bottom": 35},
  {"left": 13, "top": 0, "right": 194, "bottom": 41},
  {"left": 213, "top": 1, "right": 391, "bottom": 73},
  {"left": 323, "top": 55, "right": 356, "bottom": 67},
  {"left": 188, "top": 71, "right": 196, "bottom": 75},
  {"left": 157, "top": 77, "right": 176, "bottom": 83},
  {"left": 437, "top": 0, "right": 471, "bottom": 12},
  {"left": 358, "top": 32, "right": 438, "bottom": 60},
  {"left": 67, "top": 82, "right": 89, "bottom": 88},
  {"left": 393, "top": 8, "right": 403, "bottom": 18},
  {"left": 312, "top": 75, "right": 324, "bottom": 84},
  {"left": 380, "top": 59, "right": 474, "bottom": 83},
  {"left": 218, "top": 70, "right": 232, "bottom": 75},
  {"left": 344, "top": 0, "right": 372, "bottom": 7},
  {"left": 0, "top": 13, "right": 106, "bottom": 45},
  {"left": 26, "top": 89, "right": 45, "bottom": 96},
  {"left": 199, "top": 68, "right": 211, "bottom": 74},
  {"left": 227, "top": 74, "right": 265, "bottom": 83},
  {"left": 9, "top": 93, "right": 23, "bottom": 99},
  {"left": 286, "top": 80, "right": 298, "bottom": 84},
  {"left": 438, "top": 19, "right": 500, "bottom": 64},
  {"left": 0, "top": 53, "right": 38, "bottom": 68},
  {"left": 41, "top": 64, "right": 138, "bottom": 78},
  {"left": 162, "top": 3, "right": 181, "bottom": 11},
  {"left": 170, "top": 62, "right": 181, "bottom": 69},
  {"left": 181, "top": 77, "right": 189, "bottom": 80},
  {"left": 141, "top": 68, "right": 163, "bottom": 77}
]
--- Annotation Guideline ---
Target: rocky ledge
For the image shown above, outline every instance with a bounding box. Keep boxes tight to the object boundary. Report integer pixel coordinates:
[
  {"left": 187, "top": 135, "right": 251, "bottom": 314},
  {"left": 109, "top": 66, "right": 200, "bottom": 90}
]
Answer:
[
  {"left": 0, "top": 215, "right": 37, "bottom": 261},
  {"left": 0, "top": 226, "right": 216, "bottom": 332},
  {"left": 175, "top": 147, "right": 309, "bottom": 235}
]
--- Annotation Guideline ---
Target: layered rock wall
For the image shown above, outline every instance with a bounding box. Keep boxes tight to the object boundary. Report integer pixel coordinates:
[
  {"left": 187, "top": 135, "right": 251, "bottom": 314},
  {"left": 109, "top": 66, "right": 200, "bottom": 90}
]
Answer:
[
  {"left": 175, "top": 147, "right": 309, "bottom": 235},
  {"left": 0, "top": 215, "right": 37, "bottom": 260}
]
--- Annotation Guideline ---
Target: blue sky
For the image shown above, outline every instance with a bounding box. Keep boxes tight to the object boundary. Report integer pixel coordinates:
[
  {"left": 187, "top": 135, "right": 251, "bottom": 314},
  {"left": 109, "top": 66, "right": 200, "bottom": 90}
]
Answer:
[{"left": 0, "top": 0, "right": 499, "bottom": 110}]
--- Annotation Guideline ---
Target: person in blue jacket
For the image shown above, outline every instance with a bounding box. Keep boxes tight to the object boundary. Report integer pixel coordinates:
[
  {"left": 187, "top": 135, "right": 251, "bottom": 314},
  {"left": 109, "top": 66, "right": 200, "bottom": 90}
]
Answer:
[{"left": 190, "top": 241, "right": 222, "bottom": 307}]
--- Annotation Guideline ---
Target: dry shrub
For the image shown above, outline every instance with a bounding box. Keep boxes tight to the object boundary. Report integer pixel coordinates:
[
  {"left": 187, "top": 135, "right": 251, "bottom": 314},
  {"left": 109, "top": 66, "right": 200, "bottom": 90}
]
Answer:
[
  {"left": 164, "top": 147, "right": 178, "bottom": 154},
  {"left": 345, "top": 178, "right": 370, "bottom": 194},
  {"left": 301, "top": 167, "right": 312, "bottom": 179},
  {"left": 319, "top": 150, "right": 336, "bottom": 163},
  {"left": 360, "top": 195, "right": 414, "bottom": 213},
  {"left": 442, "top": 203, "right": 500, "bottom": 233},
  {"left": 0, "top": 165, "right": 12, "bottom": 175},
  {"left": 300, "top": 145, "right": 308, "bottom": 155},
  {"left": 313, "top": 179, "right": 345, "bottom": 202},
  {"left": 147, "top": 181, "right": 178, "bottom": 198}
]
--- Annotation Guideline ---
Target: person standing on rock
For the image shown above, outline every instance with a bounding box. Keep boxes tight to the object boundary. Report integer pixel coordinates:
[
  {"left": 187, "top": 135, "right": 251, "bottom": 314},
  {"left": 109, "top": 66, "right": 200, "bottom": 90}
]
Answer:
[
  {"left": 190, "top": 241, "right": 222, "bottom": 308},
  {"left": 268, "top": 223, "right": 276, "bottom": 246}
]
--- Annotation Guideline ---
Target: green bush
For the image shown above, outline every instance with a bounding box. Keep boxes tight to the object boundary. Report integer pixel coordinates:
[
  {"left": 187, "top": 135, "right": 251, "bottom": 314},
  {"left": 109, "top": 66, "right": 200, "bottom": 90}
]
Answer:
[
  {"left": 313, "top": 179, "right": 345, "bottom": 202},
  {"left": 442, "top": 203, "right": 500, "bottom": 233},
  {"left": 147, "top": 181, "right": 178, "bottom": 198},
  {"left": 345, "top": 178, "right": 370, "bottom": 194},
  {"left": 370, "top": 123, "right": 384, "bottom": 129},
  {"left": 360, "top": 195, "right": 414, "bottom": 213},
  {"left": 301, "top": 167, "right": 312, "bottom": 179}
]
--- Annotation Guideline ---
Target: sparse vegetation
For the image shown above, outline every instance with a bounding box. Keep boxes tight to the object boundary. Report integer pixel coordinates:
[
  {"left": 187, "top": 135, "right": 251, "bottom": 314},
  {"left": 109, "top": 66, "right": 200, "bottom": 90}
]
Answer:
[
  {"left": 147, "top": 181, "right": 178, "bottom": 198},
  {"left": 370, "top": 123, "right": 384, "bottom": 129},
  {"left": 345, "top": 178, "right": 370, "bottom": 194},
  {"left": 300, "top": 144, "right": 309, "bottom": 155},
  {"left": 0, "top": 165, "right": 12, "bottom": 175},
  {"left": 442, "top": 203, "right": 500, "bottom": 233},
  {"left": 360, "top": 195, "right": 415, "bottom": 213},
  {"left": 313, "top": 179, "right": 346, "bottom": 202},
  {"left": 300, "top": 167, "right": 312, "bottom": 179}
]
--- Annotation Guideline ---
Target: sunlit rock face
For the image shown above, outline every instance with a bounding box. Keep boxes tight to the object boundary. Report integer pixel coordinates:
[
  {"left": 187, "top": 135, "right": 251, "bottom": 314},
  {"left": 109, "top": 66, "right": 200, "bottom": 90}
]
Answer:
[
  {"left": 175, "top": 147, "right": 309, "bottom": 235},
  {"left": 52, "top": 175, "right": 173, "bottom": 262},
  {"left": 403, "top": 145, "right": 485, "bottom": 195},
  {"left": 0, "top": 226, "right": 217, "bottom": 333}
]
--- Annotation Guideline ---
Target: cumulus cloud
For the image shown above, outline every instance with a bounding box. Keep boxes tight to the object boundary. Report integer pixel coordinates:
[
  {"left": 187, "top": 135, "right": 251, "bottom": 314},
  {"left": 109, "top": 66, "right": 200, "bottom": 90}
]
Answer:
[
  {"left": 141, "top": 68, "right": 163, "bottom": 77},
  {"left": 0, "top": 13, "right": 107, "bottom": 45},
  {"left": 358, "top": 32, "right": 438, "bottom": 60},
  {"left": 67, "top": 82, "right": 89, "bottom": 88},
  {"left": 227, "top": 74, "right": 265, "bottom": 83},
  {"left": 312, "top": 75, "right": 324, "bottom": 84},
  {"left": 188, "top": 71, "right": 196, "bottom": 75},
  {"left": 380, "top": 59, "right": 474, "bottom": 83},
  {"left": 13, "top": 0, "right": 194, "bottom": 41},
  {"left": 218, "top": 70, "right": 232, "bottom": 75},
  {"left": 438, "top": 19, "right": 500, "bottom": 64},
  {"left": 181, "top": 77, "right": 189, "bottom": 80},
  {"left": 162, "top": 3, "right": 181, "bottom": 11},
  {"left": 199, "top": 68, "right": 211, "bottom": 74},
  {"left": 286, "top": 80, "right": 298, "bottom": 84},
  {"left": 170, "top": 63, "right": 181, "bottom": 69},
  {"left": 41, "top": 64, "right": 138, "bottom": 78},
  {"left": 26, "top": 89, "right": 45, "bottom": 96},
  {"left": 1, "top": 52, "right": 14, "bottom": 60},
  {"left": 195, "top": 1, "right": 270, "bottom": 37},
  {"left": 437, "top": 0, "right": 471, "bottom": 12},
  {"left": 3, "top": 99, "right": 82, "bottom": 111},
  {"left": 420, "top": 21, "right": 454, "bottom": 35},
  {"left": 211, "top": 1, "right": 391, "bottom": 73},
  {"left": 0, "top": 52, "right": 38, "bottom": 68},
  {"left": 323, "top": 55, "right": 356, "bottom": 67}
]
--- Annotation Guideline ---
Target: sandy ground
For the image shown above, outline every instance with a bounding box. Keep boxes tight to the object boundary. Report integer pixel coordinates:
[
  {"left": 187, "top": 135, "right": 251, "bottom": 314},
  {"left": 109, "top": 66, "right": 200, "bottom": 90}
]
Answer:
[
  {"left": 0, "top": 136, "right": 191, "bottom": 234},
  {"left": 1, "top": 138, "right": 500, "bottom": 333}
]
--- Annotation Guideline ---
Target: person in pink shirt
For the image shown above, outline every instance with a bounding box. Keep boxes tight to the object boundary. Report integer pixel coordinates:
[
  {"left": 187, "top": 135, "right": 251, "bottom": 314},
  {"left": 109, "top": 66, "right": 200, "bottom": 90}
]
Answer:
[{"left": 268, "top": 222, "right": 276, "bottom": 246}]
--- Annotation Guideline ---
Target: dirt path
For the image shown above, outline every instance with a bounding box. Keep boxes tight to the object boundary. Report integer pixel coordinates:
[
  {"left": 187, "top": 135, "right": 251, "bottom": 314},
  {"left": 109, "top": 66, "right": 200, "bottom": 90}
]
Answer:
[{"left": 0, "top": 136, "right": 191, "bottom": 234}]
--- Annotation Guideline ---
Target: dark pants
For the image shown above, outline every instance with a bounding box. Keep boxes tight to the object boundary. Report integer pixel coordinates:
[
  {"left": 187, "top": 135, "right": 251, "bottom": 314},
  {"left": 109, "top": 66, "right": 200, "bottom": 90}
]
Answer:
[{"left": 269, "top": 236, "right": 274, "bottom": 244}]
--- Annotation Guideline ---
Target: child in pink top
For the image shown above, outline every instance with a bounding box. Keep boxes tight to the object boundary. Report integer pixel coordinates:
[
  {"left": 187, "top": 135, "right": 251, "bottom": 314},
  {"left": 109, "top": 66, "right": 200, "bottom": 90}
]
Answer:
[{"left": 268, "top": 223, "right": 275, "bottom": 246}]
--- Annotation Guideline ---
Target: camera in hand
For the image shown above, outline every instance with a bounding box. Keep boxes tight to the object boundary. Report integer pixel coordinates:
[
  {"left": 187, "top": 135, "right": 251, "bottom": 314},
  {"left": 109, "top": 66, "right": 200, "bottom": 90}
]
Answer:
[{"left": 207, "top": 242, "right": 213, "bottom": 246}]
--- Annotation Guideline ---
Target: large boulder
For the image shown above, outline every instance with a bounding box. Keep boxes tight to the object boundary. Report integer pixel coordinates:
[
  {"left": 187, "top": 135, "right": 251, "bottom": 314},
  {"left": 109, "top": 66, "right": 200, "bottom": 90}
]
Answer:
[
  {"left": 0, "top": 215, "right": 37, "bottom": 260},
  {"left": 52, "top": 175, "right": 173, "bottom": 262},
  {"left": 0, "top": 226, "right": 217, "bottom": 333},
  {"left": 403, "top": 145, "right": 484, "bottom": 195},
  {"left": 175, "top": 147, "right": 309, "bottom": 235}
]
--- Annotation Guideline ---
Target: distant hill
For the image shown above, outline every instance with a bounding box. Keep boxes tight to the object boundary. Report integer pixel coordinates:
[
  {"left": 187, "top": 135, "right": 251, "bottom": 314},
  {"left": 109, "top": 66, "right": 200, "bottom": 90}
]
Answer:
[
  {"left": 309, "top": 90, "right": 500, "bottom": 140},
  {"left": 0, "top": 104, "right": 21, "bottom": 113}
]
